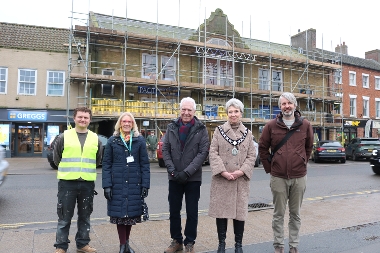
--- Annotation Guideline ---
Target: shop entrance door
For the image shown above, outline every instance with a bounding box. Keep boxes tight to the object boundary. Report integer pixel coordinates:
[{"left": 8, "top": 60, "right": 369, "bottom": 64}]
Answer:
[{"left": 15, "top": 124, "right": 43, "bottom": 157}]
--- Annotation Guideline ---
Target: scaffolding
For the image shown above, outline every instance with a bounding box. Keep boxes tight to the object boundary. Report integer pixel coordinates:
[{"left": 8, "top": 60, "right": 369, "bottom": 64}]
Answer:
[{"left": 67, "top": 4, "right": 343, "bottom": 139}]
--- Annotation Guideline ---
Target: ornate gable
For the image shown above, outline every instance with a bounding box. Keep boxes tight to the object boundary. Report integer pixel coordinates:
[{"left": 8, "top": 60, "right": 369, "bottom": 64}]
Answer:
[{"left": 190, "top": 8, "right": 246, "bottom": 49}]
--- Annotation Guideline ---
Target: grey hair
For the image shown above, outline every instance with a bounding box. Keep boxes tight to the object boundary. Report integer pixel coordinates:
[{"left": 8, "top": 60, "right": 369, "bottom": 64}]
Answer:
[
  {"left": 278, "top": 92, "right": 297, "bottom": 107},
  {"left": 180, "top": 97, "right": 196, "bottom": 111},
  {"left": 225, "top": 98, "right": 244, "bottom": 113},
  {"left": 113, "top": 112, "right": 139, "bottom": 136}
]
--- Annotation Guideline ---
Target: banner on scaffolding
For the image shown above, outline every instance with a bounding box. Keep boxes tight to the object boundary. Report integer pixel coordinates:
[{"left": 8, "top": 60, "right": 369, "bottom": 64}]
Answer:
[{"left": 137, "top": 86, "right": 179, "bottom": 96}]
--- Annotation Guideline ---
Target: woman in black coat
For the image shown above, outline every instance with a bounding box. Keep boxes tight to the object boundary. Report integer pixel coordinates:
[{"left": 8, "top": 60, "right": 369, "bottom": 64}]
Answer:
[{"left": 102, "top": 112, "right": 150, "bottom": 253}]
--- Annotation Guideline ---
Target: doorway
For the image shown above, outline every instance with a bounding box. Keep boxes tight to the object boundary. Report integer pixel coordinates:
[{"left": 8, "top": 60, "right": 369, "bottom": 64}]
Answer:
[{"left": 15, "top": 124, "right": 43, "bottom": 157}]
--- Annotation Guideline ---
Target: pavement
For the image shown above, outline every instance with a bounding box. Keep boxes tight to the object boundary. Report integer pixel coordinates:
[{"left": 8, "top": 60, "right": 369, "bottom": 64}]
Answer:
[{"left": 1, "top": 158, "right": 380, "bottom": 253}]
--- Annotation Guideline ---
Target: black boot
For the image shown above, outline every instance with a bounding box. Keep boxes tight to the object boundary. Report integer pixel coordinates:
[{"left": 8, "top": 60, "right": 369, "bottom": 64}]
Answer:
[
  {"left": 119, "top": 244, "right": 126, "bottom": 253},
  {"left": 125, "top": 240, "right": 135, "bottom": 253},
  {"left": 216, "top": 218, "right": 227, "bottom": 253},
  {"left": 233, "top": 219, "right": 244, "bottom": 253}
]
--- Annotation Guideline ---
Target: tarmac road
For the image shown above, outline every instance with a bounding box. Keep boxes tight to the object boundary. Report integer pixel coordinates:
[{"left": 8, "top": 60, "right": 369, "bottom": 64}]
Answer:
[{"left": 1, "top": 158, "right": 380, "bottom": 252}]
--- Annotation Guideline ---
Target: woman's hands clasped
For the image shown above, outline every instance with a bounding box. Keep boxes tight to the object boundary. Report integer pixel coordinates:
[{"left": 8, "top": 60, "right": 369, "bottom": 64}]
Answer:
[{"left": 221, "top": 170, "right": 244, "bottom": 180}]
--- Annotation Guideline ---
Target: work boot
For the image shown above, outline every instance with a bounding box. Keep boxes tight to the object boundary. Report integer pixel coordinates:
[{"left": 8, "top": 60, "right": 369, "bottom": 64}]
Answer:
[
  {"left": 164, "top": 239, "right": 183, "bottom": 253},
  {"left": 125, "top": 240, "right": 135, "bottom": 253},
  {"left": 77, "top": 244, "right": 97, "bottom": 253},
  {"left": 274, "top": 247, "right": 284, "bottom": 253},
  {"left": 55, "top": 249, "right": 66, "bottom": 253},
  {"left": 216, "top": 218, "right": 227, "bottom": 253},
  {"left": 185, "top": 242, "right": 195, "bottom": 253},
  {"left": 289, "top": 247, "right": 299, "bottom": 253},
  {"left": 233, "top": 219, "right": 244, "bottom": 253}
]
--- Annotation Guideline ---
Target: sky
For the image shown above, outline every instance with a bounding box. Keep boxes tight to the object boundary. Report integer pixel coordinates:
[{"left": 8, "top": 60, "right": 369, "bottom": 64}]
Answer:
[{"left": 1, "top": 0, "right": 378, "bottom": 58}]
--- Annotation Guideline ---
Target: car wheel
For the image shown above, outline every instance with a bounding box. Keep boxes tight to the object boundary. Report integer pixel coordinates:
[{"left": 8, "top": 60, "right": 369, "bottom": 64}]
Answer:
[
  {"left": 49, "top": 162, "right": 58, "bottom": 170},
  {"left": 372, "top": 166, "right": 380, "bottom": 175},
  {"left": 158, "top": 159, "right": 165, "bottom": 168},
  {"left": 314, "top": 157, "right": 319, "bottom": 163},
  {"left": 340, "top": 158, "right": 346, "bottom": 163}
]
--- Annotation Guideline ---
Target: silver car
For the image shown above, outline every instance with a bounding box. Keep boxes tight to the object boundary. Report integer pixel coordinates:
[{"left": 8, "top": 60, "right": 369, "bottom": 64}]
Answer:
[{"left": 0, "top": 146, "right": 9, "bottom": 187}]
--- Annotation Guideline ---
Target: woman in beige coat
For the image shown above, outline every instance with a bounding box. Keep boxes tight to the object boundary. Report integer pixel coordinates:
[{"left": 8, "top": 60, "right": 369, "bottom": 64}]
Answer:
[{"left": 209, "top": 98, "right": 256, "bottom": 253}]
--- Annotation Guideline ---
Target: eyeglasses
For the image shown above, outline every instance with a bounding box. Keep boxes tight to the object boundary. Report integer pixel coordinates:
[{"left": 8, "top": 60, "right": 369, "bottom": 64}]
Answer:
[{"left": 121, "top": 120, "right": 132, "bottom": 124}]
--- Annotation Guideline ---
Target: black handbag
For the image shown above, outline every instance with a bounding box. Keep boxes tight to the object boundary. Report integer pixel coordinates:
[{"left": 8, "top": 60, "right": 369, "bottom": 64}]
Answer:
[{"left": 267, "top": 129, "right": 296, "bottom": 162}]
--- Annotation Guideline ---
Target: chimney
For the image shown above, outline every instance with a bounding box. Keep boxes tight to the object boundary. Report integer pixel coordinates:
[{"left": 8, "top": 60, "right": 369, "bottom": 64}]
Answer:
[
  {"left": 365, "top": 49, "right": 380, "bottom": 63},
  {"left": 291, "top": 28, "right": 316, "bottom": 51},
  {"left": 335, "top": 42, "right": 348, "bottom": 55}
]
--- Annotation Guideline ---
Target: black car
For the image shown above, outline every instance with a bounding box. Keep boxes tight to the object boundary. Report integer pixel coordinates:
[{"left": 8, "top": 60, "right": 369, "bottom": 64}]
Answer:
[
  {"left": 47, "top": 134, "right": 108, "bottom": 169},
  {"left": 311, "top": 140, "right": 346, "bottom": 163},
  {"left": 345, "top": 137, "right": 380, "bottom": 161},
  {"left": 369, "top": 149, "right": 380, "bottom": 175}
]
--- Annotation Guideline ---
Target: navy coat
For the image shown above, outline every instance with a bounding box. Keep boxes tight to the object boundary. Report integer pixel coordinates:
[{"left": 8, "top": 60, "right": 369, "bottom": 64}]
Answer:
[{"left": 102, "top": 132, "right": 150, "bottom": 218}]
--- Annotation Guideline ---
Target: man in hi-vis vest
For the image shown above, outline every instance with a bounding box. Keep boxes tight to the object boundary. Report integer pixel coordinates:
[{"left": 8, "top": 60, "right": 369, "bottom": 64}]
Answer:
[{"left": 53, "top": 107, "right": 102, "bottom": 253}]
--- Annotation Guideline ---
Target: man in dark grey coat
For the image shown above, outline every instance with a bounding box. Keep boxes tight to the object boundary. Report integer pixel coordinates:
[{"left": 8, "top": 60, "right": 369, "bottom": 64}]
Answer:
[{"left": 162, "top": 97, "right": 210, "bottom": 253}]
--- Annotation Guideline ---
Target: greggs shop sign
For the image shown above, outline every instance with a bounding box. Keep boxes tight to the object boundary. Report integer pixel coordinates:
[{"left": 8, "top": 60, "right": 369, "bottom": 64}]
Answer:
[{"left": 8, "top": 111, "right": 47, "bottom": 122}]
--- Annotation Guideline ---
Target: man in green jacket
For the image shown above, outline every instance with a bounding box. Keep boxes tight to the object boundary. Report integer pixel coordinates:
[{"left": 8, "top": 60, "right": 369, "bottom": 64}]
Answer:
[{"left": 146, "top": 130, "right": 158, "bottom": 160}]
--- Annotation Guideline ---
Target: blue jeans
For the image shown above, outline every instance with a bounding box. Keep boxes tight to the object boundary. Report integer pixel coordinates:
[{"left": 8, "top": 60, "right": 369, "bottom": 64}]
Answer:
[
  {"left": 168, "top": 180, "right": 201, "bottom": 245},
  {"left": 54, "top": 180, "right": 95, "bottom": 250}
]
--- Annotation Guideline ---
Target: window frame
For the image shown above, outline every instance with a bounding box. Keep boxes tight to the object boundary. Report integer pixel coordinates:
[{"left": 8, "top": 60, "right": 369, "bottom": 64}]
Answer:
[
  {"left": 161, "top": 56, "right": 177, "bottom": 81},
  {"left": 18, "top": 68, "right": 37, "bottom": 95},
  {"left": 142, "top": 53, "right": 157, "bottom": 79},
  {"left": 375, "top": 98, "right": 380, "bottom": 118},
  {"left": 349, "top": 94, "right": 357, "bottom": 117},
  {"left": 101, "top": 69, "right": 115, "bottom": 96},
  {"left": 349, "top": 71, "right": 356, "bottom": 86},
  {"left": 375, "top": 76, "right": 380, "bottom": 90},
  {"left": 334, "top": 69, "right": 342, "bottom": 84},
  {"left": 362, "top": 96, "right": 369, "bottom": 118},
  {"left": 362, "top": 73, "right": 369, "bottom": 88},
  {"left": 0, "top": 67, "right": 8, "bottom": 94},
  {"left": 46, "top": 70, "right": 65, "bottom": 96},
  {"left": 259, "top": 68, "right": 269, "bottom": 90},
  {"left": 204, "top": 58, "right": 233, "bottom": 86}
]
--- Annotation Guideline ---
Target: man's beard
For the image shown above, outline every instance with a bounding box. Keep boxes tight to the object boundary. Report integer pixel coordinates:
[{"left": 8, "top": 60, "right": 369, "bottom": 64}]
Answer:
[{"left": 282, "top": 110, "right": 294, "bottom": 118}]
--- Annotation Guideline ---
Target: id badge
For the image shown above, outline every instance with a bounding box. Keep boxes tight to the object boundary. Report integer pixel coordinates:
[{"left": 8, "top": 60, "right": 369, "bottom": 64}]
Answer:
[{"left": 127, "top": 156, "right": 134, "bottom": 163}]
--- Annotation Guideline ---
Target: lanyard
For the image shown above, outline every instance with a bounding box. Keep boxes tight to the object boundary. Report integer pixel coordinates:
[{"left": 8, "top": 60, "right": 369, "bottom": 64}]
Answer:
[{"left": 120, "top": 134, "right": 133, "bottom": 152}]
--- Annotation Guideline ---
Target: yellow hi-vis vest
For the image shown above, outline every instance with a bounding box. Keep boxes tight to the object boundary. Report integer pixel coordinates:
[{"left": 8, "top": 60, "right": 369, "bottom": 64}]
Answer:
[{"left": 57, "top": 129, "right": 98, "bottom": 181}]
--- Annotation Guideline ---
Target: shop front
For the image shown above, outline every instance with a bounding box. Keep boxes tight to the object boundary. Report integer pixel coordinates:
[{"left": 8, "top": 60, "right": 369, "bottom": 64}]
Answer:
[{"left": 0, "top": 109, "right": 72, "bottom": 158}]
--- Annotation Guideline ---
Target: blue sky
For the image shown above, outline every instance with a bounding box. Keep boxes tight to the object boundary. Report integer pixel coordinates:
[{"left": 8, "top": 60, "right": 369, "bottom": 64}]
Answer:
[{"left": 1, "top": 0, "right": 378, "bottom": 58}]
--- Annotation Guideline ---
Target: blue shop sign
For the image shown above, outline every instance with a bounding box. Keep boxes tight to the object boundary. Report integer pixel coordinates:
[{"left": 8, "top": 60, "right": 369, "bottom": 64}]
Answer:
[{"left": 8, "top": 111, "right": 47, "bottom": 122}]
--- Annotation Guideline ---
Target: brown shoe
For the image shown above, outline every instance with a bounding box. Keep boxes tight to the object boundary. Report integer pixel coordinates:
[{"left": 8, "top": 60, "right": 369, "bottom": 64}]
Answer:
[
  {"left": 55, "top": 249, "right": 66, "bottom": 253},
  {"left": 164, "top": 239, "right": 183, "bottom": 253},
  {"left": 185, "top": 242, "right": 195, "bottom": 253},
  {"left": 274, "top": 247, "right": 284, "bottom": 253},
  {"left": 289, "top": 247, "right": 299, "bottom": 253},
  {"left": 77, "top": 244, "right": 97, "bottom": 253}
]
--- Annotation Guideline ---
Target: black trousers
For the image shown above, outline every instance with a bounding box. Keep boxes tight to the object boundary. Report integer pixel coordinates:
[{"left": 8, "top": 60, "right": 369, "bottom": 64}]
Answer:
[{"left": 54, "top": 180, "right": 95, "bottom": 250}]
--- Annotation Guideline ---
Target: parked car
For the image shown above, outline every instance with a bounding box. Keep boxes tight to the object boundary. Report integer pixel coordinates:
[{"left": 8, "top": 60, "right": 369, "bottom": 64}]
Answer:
[
  {"left": 47, "top": 135, "right": 59, "bottom": 169},
  {"left": 253, "top": 137, "right": 260, "bottom": 167},
  {"left": 345, "top": 137, "right": 380, "bottom": 161},
  {"left": 311, "top": 140, "right": 346, "bottom": 163},
  {"left": 369, "top": 149, "right": 380, "bottom": 175},
  {"left": 156, "top": 134, "right": 210, "bottom": 168},
  {"left": 47, "top": 134, "right": 108, "bottom": 169},
  {"left": 0, "top": 146, "right": 9, "bottom": 187}
]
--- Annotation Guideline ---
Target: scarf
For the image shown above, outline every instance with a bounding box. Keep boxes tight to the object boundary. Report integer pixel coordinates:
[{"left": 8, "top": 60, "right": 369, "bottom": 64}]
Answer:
[
  {"left": 120, "top": 129, "right": 133, "bottom": 142},
  {"left": 178, "top": 118, "right": 195, "bottom": 151}
]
